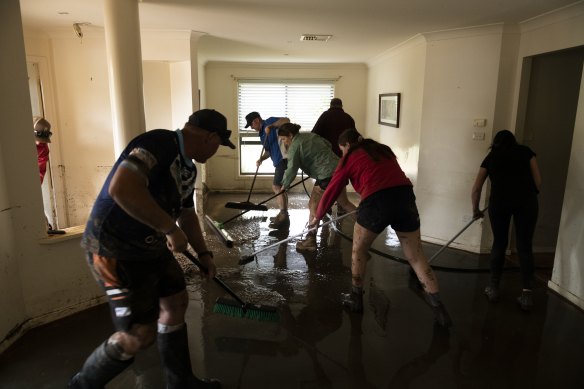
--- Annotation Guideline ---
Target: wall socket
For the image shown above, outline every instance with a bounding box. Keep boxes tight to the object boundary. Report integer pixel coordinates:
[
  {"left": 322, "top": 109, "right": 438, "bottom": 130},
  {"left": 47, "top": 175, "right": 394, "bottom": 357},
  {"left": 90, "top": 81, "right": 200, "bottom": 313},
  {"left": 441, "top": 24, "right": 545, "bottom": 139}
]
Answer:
[
  {"left": 472, "top": 131, "right": 485, "bottom": 141},
  {"left": 473, "top": 118, "right": 487, "bottom": 127}
]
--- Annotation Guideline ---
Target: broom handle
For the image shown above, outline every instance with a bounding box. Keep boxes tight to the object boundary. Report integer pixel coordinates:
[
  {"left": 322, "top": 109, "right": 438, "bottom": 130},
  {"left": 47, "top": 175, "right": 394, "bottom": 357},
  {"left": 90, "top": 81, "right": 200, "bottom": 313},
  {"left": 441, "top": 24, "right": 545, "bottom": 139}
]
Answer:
[
  {"left": 244, "top": 210, "right": 357, "bottom": 258},
  {"left": 246, "top": 137, "right": 268, "bottom": 203},
  {"left": 222, "top": 177, "right": 310, "bottom": 225},
  {"left": 428, "top": 206, "right": 488, "bottom": 264},
  {"left": 182, "top": 251, "right": 246, "bottom": 307}
]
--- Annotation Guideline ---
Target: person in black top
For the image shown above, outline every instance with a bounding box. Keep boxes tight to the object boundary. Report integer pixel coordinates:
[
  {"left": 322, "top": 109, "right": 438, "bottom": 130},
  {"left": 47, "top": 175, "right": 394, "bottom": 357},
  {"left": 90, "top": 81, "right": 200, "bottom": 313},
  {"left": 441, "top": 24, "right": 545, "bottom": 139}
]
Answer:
[
  {"left": 311, "top": 98, "right": 355, "bottom": 158},
  {"left": 71, "top": 109, "right": 235, "bottom": 389},
  {"left": 471, "top": 129, "right": 542, "bottom": 311}
]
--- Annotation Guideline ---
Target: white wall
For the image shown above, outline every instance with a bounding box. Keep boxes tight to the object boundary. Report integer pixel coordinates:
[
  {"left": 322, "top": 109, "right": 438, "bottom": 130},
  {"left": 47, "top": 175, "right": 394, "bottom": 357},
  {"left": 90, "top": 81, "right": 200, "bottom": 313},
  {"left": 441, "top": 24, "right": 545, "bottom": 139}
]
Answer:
[
  {"left": 416, "top": 25, "right": 505, "bottom": 251},
  {"left": 367, "top": 35, "right": 427, "bottom": 185},
  {"left": 43, "top": 29, "right": 116, "bottom": 226},
  {"left": 204, "top": 62, "right": 368, "bottom": 191},
  {"left": 143, "top": 61, "right": 173, "bottom": 130}
]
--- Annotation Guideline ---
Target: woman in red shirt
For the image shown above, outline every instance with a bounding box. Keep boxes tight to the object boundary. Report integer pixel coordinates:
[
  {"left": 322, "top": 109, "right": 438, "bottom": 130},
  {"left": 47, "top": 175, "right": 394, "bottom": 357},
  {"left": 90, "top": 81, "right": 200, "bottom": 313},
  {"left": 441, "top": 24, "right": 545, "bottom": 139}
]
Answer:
[{"left": 312, "top": 129, "right": 451, "bottom": 328}]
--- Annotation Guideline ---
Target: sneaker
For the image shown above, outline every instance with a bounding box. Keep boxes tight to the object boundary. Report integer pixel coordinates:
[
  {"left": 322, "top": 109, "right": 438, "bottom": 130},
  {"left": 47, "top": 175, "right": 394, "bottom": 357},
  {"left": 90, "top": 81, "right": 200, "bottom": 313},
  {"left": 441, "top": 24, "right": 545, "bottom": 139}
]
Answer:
[
  {"left": 484, "top": 285, "right": 500, "bottom": 302},
  {"left": 341, "top": 288, "right": 364, "bottom": 313},
  {"left": 296, "top": 235, "right": 317, "bottom": 251},
  {"left": 517, "top": 290, "right": 533, "bottom": 312},
  {"left": 268, "top": 212, "right": 290, "bottom": 230}
]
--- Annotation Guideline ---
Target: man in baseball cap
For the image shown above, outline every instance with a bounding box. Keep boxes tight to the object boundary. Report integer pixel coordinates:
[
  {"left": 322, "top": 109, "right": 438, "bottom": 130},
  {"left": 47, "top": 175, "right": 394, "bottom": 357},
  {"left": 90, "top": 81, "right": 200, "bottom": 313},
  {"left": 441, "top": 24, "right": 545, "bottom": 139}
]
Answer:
[
  {"left": 73, "top": 108, "right": 229, "bottom": 389},
  {"left": 189, "top": 109, "right": 236, "bottom": 149},
  {"left": 244, "top": 111, "right": 261, "bottom": 129}
]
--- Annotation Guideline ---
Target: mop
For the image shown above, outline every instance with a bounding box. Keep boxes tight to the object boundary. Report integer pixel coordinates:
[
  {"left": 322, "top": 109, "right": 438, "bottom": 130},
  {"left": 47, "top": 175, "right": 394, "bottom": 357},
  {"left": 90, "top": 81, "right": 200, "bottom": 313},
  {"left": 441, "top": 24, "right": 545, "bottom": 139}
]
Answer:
[
  {"left": 206, "top": 177, "right": 311, "bottom": 247},
  {"left": 238, "top": 210, "right": 357, "bottom": 265},
  {"left": 183, "top": 251, "right": 279, "bottom": 321},
  {"left": 224, "top": 138, "right": 269, "bottom": 211}
]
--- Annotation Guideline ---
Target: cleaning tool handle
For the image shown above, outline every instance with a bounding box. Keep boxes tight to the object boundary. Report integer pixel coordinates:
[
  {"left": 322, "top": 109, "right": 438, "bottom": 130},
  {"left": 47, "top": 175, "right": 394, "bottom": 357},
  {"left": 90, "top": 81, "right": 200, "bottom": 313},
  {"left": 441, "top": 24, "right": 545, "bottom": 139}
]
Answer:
[
  {"left": 428, "top": 206, "right": 488, "bottom": 264},
  {"left": 182, "top": 251, "right": 246, "bottom": 307},
  {"left": 246, "top": 137, "right": 269, "bottom": 203},
  {"left": 222, "top": 177, "right": 310, "bottom": 225},
  {"left": 244, "top": 210, "right": 357, "bottom": 259}
]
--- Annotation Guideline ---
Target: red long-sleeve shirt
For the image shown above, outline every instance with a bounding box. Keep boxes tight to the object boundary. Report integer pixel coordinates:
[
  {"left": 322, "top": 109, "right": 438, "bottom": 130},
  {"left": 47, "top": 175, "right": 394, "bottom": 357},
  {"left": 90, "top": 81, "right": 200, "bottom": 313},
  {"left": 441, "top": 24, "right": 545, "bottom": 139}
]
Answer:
[{"left": 315, "top": 148, "right": 412, "bottom": 220}]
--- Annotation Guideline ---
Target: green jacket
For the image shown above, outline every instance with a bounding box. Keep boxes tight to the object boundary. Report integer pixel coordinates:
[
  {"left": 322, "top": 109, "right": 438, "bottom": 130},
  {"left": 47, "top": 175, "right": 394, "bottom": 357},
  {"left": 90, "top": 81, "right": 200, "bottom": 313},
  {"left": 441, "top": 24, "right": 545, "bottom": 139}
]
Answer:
[{"left": 281, "top": 132, "right": 340, "bottom": 188}]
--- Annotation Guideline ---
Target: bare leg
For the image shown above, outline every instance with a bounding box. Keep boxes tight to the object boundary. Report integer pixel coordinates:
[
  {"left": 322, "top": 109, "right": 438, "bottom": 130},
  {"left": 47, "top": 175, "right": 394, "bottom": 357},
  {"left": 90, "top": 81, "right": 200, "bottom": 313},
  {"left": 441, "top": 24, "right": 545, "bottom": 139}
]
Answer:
[
  {"left": 396, "top": 229, "right": 439, "bottom": 293},
  {"left": 351, "top": 223, "right": 377, "bottom": 287},
  {"left": 397, "top": 229, "right": 451, "bottom": 327},
  {"left": 273, "top": 184, "right": 287, "bottom": 211},
  {"left": 309, "top": 184, "right": 324, "bottom": 225}
]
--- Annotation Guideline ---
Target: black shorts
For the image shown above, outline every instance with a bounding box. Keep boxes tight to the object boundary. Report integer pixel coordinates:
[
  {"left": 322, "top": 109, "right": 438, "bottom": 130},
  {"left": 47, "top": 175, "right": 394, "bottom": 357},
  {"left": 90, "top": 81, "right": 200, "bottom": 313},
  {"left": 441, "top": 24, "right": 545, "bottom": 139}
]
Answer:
[
  {"left": 314, "top": 177, "right": 331, "bottom": 190},
  {"left": 86, "top": 251, "right": 186, "bottom": 332},
  {"left": 273, "top": 158, "right": 288, "bottom": 186},
  {"left": 357, "top": 186, "right": 420, "bottom": 234}
]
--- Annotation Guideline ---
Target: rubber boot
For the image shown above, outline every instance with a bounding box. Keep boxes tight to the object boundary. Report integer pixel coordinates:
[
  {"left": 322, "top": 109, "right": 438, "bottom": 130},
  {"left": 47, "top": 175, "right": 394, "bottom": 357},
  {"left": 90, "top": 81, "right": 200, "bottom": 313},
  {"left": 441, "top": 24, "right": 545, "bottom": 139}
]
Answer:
[
  {"left": 158, "top": 325, "right": 221, "bottom": 389},
  {"left": 424, "top": 292, "right": 452, "bottom": 328},
  {"left": 268, "top": 211, "right": 290, "bottom": 230},
  {"left": 295, "top": 233, "right": 317, "bottom": 252},
  {"left": 341, "top": 286, "right": 364, "bottom": 313},
  {"left": 68, "top": 341, "right": 133, "bottom": 389}
]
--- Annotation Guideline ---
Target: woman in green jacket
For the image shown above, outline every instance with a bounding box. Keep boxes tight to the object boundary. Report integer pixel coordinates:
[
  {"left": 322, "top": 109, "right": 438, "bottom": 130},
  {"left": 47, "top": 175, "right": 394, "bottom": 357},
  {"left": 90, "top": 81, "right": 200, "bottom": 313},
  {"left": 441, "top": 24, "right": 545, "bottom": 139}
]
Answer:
[{"left": 278, "top": 123, "right": 356, "bottom": 251}]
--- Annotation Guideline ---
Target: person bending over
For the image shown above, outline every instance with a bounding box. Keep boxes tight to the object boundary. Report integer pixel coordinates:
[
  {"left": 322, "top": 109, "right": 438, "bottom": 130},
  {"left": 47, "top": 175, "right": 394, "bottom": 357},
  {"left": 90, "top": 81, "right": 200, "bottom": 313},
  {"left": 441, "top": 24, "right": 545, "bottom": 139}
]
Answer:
[
  {"left": 71, "top": 109, "right": 236, "bottom": 389},
  {"left": 278, "top": 123, "right": 355, "bottom": 252},
  {"left": 245, "top": 111, "right": 290, "bottom": 229},
  {"left": 311, "top": 128, "right": 451, "bottom": 328}
]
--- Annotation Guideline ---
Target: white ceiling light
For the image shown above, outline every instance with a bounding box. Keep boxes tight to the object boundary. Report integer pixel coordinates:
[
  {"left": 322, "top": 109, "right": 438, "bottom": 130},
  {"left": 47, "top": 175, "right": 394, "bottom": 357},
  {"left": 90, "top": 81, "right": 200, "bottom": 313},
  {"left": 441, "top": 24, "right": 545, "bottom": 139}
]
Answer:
[{"left": 300, "top": 34, "right": 332, "bottom": 42}]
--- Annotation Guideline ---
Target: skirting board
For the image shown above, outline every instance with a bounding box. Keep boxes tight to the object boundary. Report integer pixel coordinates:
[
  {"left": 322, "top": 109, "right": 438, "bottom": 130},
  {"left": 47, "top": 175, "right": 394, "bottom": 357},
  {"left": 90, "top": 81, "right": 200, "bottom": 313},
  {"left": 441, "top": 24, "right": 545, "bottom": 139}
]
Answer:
[
  {"left": 548, "top": 280, "right": 584, "bottom": 311},
  {"left": 0, "top": 295, "right": 106, "bottom": 354}
]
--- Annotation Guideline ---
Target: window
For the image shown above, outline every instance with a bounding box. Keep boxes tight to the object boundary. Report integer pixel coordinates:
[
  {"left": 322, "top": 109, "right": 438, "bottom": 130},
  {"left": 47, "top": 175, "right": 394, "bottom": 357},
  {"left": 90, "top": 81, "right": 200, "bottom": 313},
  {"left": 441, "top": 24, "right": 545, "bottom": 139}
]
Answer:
[{"left": 237, "top": 81, "right": 335, "bottom": 174}]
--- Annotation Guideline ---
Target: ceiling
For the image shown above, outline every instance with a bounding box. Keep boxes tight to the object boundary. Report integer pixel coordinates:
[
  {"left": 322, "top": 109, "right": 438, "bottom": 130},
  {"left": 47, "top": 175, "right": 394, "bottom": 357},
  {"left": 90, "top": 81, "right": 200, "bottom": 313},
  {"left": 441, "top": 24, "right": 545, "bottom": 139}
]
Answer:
[{"left": 19, "top": 0, "right": 580, "bottom": 63}]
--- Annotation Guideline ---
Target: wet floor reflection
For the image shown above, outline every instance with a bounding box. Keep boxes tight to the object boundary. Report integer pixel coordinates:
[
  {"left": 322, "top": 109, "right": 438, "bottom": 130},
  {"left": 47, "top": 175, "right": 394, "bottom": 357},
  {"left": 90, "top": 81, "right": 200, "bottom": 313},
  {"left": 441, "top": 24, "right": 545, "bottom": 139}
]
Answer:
[
  {"left": 192, "top": 192, "right": 584, "bottom": 389},
  {"left": 2, "top": 192, "right": 584, "bottom": 389}
]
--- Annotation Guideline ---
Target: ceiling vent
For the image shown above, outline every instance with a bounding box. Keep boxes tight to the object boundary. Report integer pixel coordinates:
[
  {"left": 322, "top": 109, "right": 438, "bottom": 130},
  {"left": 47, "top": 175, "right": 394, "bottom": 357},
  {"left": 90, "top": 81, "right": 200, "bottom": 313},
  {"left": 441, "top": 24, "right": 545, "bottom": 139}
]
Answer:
[{"left": 300, "top": 34, "right": 332, "bottom": 42}]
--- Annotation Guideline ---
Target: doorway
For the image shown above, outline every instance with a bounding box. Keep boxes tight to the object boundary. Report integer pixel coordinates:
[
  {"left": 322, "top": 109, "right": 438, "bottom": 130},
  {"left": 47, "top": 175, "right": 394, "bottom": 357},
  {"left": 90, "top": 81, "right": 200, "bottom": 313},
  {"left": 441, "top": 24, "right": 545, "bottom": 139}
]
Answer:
[
  {"left": 27, "top": 61, "right": 59, "bottom": 229},
  {"left": 515, "top": 45, "right": 584, "bottom": 280}
]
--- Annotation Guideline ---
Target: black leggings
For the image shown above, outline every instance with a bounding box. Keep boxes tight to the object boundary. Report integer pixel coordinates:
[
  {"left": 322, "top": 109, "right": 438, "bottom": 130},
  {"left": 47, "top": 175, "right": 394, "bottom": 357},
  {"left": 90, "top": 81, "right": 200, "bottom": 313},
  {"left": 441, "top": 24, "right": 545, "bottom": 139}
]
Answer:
[{"left": 488, "top": 195, "right": 538, "bottom": 289}]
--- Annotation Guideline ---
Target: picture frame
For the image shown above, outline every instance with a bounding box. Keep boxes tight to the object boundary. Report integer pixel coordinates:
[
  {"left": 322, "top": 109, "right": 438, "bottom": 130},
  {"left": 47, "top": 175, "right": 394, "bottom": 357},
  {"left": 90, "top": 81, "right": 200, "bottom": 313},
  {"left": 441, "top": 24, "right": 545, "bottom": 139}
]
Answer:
[{"left": 378, "top": 93, "right": 400, "bottom": 128}]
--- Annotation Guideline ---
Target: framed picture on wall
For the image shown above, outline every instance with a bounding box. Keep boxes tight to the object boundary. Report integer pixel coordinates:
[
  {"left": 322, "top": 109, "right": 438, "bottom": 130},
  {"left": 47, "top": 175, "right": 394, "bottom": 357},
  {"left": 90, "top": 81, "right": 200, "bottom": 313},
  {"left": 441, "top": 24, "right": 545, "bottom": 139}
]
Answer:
[{"left": 378, "top": 93, "right": 400, "bottom": 127}]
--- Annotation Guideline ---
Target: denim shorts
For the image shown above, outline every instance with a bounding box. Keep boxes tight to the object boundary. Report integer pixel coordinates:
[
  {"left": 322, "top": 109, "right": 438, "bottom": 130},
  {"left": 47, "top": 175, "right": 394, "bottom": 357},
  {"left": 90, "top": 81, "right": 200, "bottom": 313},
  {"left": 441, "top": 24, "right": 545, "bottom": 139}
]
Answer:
[
  {"left": 87, "top": 251, "right": 186, "bottom": 331},
  {"left": 357, "top": 186, "right": 420, "bottom": 234},
  {"left": 273, "top": 158, "right": 288, "bottom": 186}
]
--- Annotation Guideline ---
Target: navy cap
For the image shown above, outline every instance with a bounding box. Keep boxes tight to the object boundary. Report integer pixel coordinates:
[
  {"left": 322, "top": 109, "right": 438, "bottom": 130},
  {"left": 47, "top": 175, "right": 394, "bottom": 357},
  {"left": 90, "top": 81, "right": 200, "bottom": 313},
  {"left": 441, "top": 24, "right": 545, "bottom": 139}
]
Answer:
[
  {"left": 188, "top": 109, "right": 235, "bottom": 149},
  {"left": 244, "top": 111, "right": 261, "bottom": 128}
]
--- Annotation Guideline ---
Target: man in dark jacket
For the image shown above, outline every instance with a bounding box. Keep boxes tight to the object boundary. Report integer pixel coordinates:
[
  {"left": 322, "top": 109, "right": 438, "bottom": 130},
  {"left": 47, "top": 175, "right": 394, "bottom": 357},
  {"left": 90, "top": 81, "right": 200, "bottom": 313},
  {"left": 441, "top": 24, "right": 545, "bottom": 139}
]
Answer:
[{"left": 311, "top": 98, "right": 355, "bottom": 157}]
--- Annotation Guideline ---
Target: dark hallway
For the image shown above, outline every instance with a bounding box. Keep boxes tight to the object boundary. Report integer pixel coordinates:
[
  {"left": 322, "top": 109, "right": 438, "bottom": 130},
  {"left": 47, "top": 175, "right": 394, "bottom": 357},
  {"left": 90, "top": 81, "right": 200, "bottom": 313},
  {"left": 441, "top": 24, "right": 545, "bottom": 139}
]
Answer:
[{"left": 0, "top": 192, "right": 583, "bottom": 389}]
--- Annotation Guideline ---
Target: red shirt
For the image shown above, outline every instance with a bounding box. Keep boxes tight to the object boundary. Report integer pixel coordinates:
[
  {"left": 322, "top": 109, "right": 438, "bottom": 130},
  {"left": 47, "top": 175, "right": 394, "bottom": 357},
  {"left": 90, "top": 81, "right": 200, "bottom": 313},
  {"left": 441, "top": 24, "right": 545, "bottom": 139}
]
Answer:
[
  {"left": 36, "top": 143, "right": 50, "bottom": 183},
  {"left": 316, "top": 148, "right": 412, "bottom": 220}
]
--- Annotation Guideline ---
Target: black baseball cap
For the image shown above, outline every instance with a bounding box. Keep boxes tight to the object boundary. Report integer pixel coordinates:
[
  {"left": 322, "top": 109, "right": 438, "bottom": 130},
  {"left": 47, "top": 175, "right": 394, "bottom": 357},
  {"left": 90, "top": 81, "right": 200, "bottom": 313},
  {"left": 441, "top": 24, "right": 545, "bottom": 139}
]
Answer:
[
  {"left": 244, "top": 111, "right": 261, "bottom": 128},
  {"left": 188, "top": 109, "right": 236, "bottom": 149}
]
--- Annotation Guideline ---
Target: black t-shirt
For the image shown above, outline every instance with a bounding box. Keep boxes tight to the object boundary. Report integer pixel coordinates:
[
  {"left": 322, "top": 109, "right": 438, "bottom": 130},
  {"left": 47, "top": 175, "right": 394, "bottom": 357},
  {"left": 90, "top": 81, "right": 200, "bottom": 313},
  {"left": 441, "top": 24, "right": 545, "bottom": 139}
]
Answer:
[
  {"left": 81, "top": 129, "right": 196, "bottom": 261},
  {"left": 480, "top": 144, "right": 538, "bottom": 201}
]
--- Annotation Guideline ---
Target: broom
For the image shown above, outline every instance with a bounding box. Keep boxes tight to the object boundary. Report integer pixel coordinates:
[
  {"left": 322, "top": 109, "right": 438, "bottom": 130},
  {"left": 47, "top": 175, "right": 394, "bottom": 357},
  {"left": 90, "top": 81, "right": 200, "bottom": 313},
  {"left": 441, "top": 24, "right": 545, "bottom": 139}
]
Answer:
[
  {"left": 224, "top": 138, "right": 269, "bottom": 211},
  {"left": 239, "top": 210, "right": 357, "bottom": 264},
  {"left": 182, "top": 251, "right": 279, "bottom": 322},
  {"left": 218, "top": 177, "right": 311, "bottom": 228}
]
